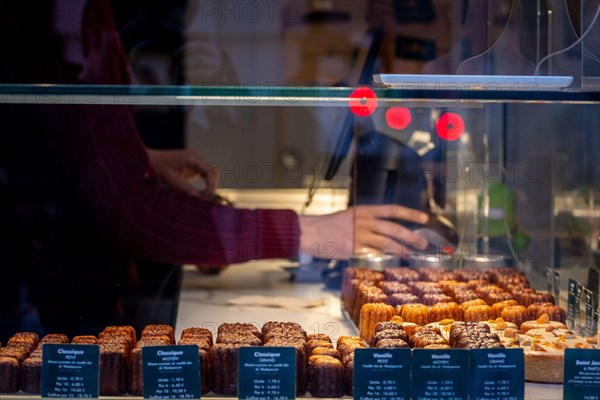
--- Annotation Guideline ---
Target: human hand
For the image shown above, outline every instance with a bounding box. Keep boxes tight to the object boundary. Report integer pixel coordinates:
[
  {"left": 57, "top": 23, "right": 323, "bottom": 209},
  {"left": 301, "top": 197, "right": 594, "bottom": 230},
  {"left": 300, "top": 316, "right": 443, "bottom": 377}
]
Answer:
[
  {"left": 298, "top": 205, "right": 429, "bottom": 260},
  {"left": 184, "top": 33, "right": 228, "bottom": 84},
  {"left": 147, "top": 149, "right": 217, "bottom": 196}
]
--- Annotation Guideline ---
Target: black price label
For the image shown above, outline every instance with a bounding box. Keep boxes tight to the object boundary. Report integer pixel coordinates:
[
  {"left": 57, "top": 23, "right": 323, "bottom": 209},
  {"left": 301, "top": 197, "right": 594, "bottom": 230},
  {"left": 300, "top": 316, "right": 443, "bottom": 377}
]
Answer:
[
  {"left": 568, "top": 278, "right": 578, "bottom": 327},
  {"left": 238, "top": 347, "right": 295, "bottom": 400},
  {"left": 411, "top": 349, "right": 469, "bottom": 400},
  {"left": 354, "top": 348, "right": 411, "bottom": 400},
  {"left": 563, "top": 349, "right": 600, "bottom": 400},
  {"left": 575, "top": 282, "right": 584, "bottom": 334},
  {"left": 41, "top": 344, "right": 99, "bottom": 398},
  {"left": 583, "top": 288, "right": 595, "bottom": 337},
  {"left": 470, "top": 348, "right": 524, "bottom": 400},
  {"left": 142, "top": 345, "right": 200, "bottom": 399}
]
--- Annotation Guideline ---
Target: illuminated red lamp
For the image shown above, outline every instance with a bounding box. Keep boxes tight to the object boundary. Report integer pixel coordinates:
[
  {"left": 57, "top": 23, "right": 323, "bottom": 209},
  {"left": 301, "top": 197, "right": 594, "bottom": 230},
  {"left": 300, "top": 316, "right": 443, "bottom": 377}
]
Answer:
[
  {"left": 349, "top": 87, "right": 378, "bottom": 117},
  {"left": 436, "top": 112, "right": 465, "bottom": 141},
  {"left": 385, "top": 107, "right": 412, "bottom": 130}
]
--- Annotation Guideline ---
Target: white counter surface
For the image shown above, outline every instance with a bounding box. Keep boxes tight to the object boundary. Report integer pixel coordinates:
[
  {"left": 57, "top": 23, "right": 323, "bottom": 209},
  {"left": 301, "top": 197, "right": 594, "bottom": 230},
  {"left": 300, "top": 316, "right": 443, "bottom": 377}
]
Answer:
[{"left": 175, "top": 261, "right": 565, "bottom": 400}]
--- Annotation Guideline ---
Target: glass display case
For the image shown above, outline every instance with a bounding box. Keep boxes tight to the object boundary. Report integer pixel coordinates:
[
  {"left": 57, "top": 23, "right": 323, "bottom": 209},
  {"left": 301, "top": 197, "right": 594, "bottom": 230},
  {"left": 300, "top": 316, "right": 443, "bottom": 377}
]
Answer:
[{"left": 1, "top": 0, "right": 600, "bottom": 399}]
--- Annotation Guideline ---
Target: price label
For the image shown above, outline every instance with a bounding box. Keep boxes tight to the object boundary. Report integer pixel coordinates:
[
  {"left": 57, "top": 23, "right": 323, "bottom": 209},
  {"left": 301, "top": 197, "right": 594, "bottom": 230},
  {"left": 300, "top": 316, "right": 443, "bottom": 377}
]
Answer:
[
  {"left": 469, "top": 348, "right": 524, "bottom": 400},
  {"left": 238, "top": 347, "right": 295, "bottom": 400},
  {"left": 568, "top": 278, "right": 578, "bottom": 328},
  {"left": 575, "top": 282, "right": 584, "bottom": 334},
  {"left": 411, "top": 349, "right": 469, "bottom": 400},
  {"left": 563, "top": 349, "right": 600, "bottom": 400},
  {"left": 354, "top": 348, "right": 411, "bottom": 400},
  {"left": 41, "top": 344, "right": 99, "bottom": 398},
  {"left": 142, "top": 345, "right": 200, "bottom": 399},
  {"left": 583, "top": 289, "right": 595, "bottom": 337}
]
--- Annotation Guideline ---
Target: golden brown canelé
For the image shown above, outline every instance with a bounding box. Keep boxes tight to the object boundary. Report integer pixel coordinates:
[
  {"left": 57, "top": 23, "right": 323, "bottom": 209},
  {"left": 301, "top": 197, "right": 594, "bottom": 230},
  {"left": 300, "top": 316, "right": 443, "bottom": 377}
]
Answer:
[
  {"left": 399, "top": 303, "right": 430, "bottom": 326},
  {"left": 463, "top": 304, "right": 493, "bottom": 322},
  {"left": 429, "top": 302, "right": 463, "bottom": 322},
  {"left": 308, "top": 355, "right": 345, "bottom": 398},
  {"left": 491, "top": 300, "right": 519, "bottom": 319},
  {"left": 500, "top": 305, "right": 529, "bottom": 329},
  {"left": 359, "top": 303, "right": 395, "bottom": 342},
  {"left": 526, "top": 303, "right": 566, "bottom": 323}
]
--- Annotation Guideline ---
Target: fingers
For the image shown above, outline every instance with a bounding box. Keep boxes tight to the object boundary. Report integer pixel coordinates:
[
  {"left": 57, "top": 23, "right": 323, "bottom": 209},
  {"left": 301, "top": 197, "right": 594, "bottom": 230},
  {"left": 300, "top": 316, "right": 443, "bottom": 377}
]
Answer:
[
  {"left": 355, "top": 218, "right": 428, "bottom": 257},
  {"left": 180, "top": 150, "right": 219, "bottom": 193},
  {"left": 356, "top": 204, "right": 429, "bottom": 225}
]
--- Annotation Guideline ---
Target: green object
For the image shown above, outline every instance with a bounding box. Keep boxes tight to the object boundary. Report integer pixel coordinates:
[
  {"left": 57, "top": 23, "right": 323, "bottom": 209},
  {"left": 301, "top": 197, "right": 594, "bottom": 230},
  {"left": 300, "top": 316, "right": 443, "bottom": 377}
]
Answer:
[{"left": 478, "top": 182, "right": 530, "bottom": 252}]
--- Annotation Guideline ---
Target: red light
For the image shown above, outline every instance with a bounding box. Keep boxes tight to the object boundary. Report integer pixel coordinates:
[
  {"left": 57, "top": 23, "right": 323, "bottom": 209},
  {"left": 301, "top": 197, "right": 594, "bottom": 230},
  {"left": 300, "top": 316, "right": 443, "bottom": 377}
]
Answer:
[
  {"left": 385, "top": 107, "right": 412, "bottom": 130},
  {"left": 436, "top": 112, "right": 465, "bottom": 141},
  {"left": 443, "top": 245, "right": 456, "bottom": 255},
  {"left": 349, "top": 87, "right": 378, "bottom": 117}
]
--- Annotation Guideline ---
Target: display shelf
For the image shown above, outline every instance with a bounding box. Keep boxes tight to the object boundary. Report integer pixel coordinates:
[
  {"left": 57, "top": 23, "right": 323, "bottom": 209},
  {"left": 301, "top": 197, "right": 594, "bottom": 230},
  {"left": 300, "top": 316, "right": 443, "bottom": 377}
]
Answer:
[{"left": 1, "top": 84, "right": 600, "bottom": 107}]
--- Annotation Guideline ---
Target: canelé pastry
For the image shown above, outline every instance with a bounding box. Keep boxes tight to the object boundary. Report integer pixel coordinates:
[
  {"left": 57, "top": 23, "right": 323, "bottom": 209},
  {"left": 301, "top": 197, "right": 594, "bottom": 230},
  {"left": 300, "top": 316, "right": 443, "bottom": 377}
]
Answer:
[
  {"left": 141, "top": 324, "right": 175, "bottom": 344},
  {"left": 409, "top": 281, "right": 443, "bottom": 297},
  {"left": 307, "top": 340, "right": 333, "bottom": 355},
  {"left": 484, "top": 291, "right": 514, "bottom": 305},
  {"left": 352, "top": 286, "right": 388, "bottom": 324},
  {"left": 369, "top": 329, "right": 409, "bottom": 347},
  {"left": 399, "top": 303, "right": 430, "bottom": 326},
  {"left": 345, "top": 359, "right": 354, "bottom": 396},
  {"left": 210, "top": 343, "right": 248, "bottom": 395},
  {"left": 491, "top": 299, "right": 518, "bottom": 319},
  {"left": 0, "top": 357, "right": 19, "bottom": 393},
  {"left": 453, "top": 290, "right": 481, "bottom": 303},
  {"left": 21, "top": 350, "right": 42, "bottom": 394},
  {"left": 180, "top": 327, "right": 214, "bottom": 347},
  {"left": 308, "top": 355, "right": 345, "bottom": 398},
  {"left": 359, "top": 303, "right": 395, "bottom": 342},
  {"left": 99, "top": 342, "right": 129, "bottom": 395},
  {"left": 98, "top": 326, "right": 136, "bottom": 396},
  {"left": 500, "top": 305, "right": 529, "bottom": 328},
  {"left": 459, "top": 298, "right": 488, "bottom": 311},
  {"left": 526, "top": 303, "right": 566, "bottom": 323},
  {"left": 388, "top": 293, "right": 420, "bottom": 306},
  {"left": 375, "top": 338, "right": 410, "bottom": 348},
  {"left": 379, "top": 281, "right": 412, "bottom": 296},
  {"left": 463, "top": 304, "right": 493, "bottom": 322},
  {"left": 311, "top": 347, "right": 342, "bottom": 360},
  {"left": 262, "top": 323, "right": 308, "bottom": 395},
  {"left": 306, "top": 334, "right": 332, "bottom": 343},
  {"left": 383, "top": 267, "right": 420, "bottom": 283},
  {"left": 71, "top": 336, "right": 98, "bottom": 344},
  {"left": 421, "top": 293, "right": 453, "bottom": 306},
  {"left": 449, "top": 322, "right": 491, "bottom": 347},
  {"left": 130, "top": 333, "right": 174, "bottom": 395},
  {"left": 517, "top": 290, "right": 555, "bottom": 307},
  {"left": 429, "top": 302, "right": 463, "bottom": 322},
  {"left": 410, "top": 327, "right": 447, "bottom": 348},
  {"left": 178, "top": 333, "right": 213, "bottom": 394}
]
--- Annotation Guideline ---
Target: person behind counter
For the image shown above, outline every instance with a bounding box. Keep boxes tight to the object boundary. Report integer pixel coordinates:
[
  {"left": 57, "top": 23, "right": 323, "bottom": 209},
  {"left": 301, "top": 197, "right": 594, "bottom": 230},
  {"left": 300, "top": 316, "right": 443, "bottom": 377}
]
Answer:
[{"left": 0, "top": 0, "right": 428, "bottom": 342}]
